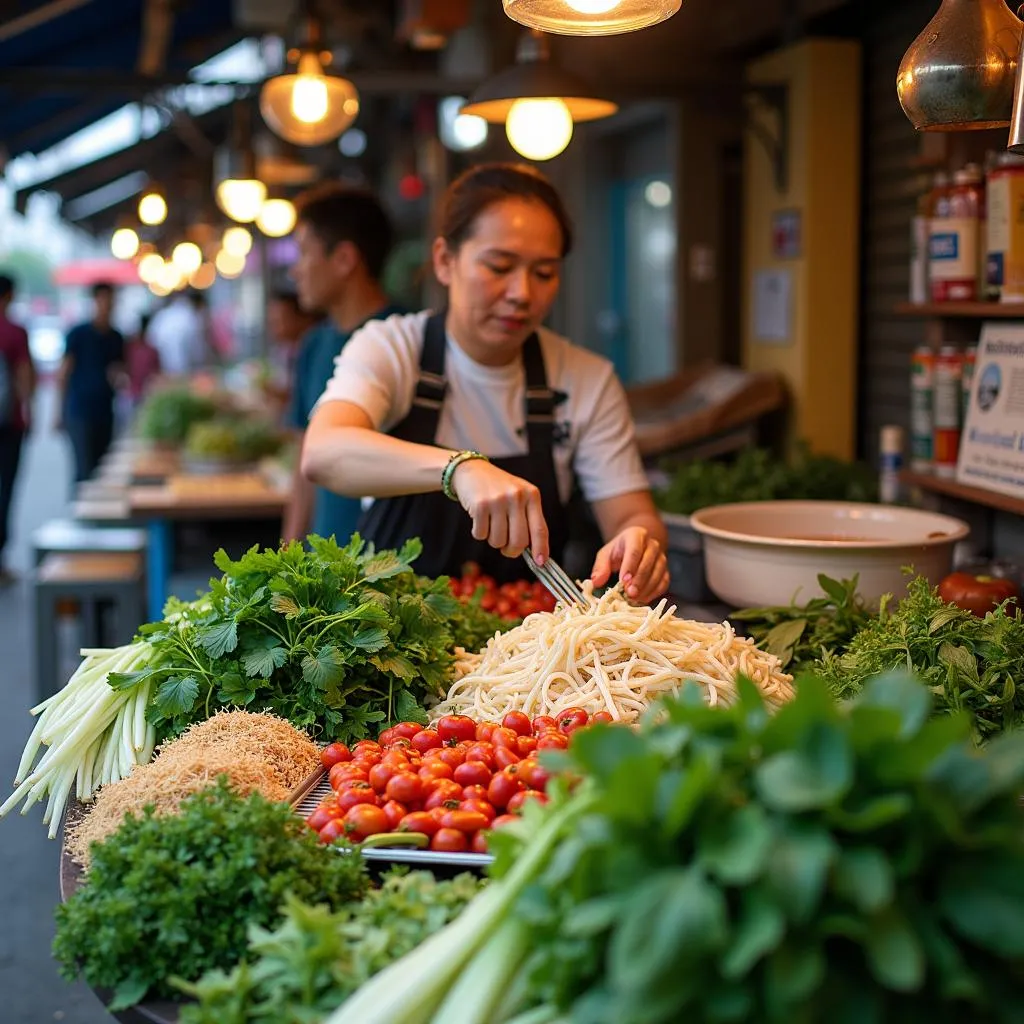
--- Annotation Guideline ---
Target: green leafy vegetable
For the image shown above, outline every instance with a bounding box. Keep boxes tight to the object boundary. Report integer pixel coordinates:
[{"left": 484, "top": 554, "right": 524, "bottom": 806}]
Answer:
[
  {"left": 185, "top": 416, "right": 284, "bottom": 463},
  {"left": 178, "top": 871, "right": 484, "bottom": 1024},
  {"left": 732, "top": 574, "right": 875, "bottom": 672},
  {"left": 137, "top": 388, "right": 217, "bottom": 444},
  {"left": 328, "top": 674, "right": 1024, "bottom": 1024},
  {"left": 819, "top": 575, "right": 1024, "bottom": 740},
  {"left": 655, "top": 443, "right": 878, "bottom": 517},
  {"left": 53, "top": 779, "right": 368, "bottom": 1011}
]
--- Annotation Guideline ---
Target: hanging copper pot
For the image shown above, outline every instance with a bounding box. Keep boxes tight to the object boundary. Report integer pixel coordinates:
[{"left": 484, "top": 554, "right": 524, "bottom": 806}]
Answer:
[{"left": 897, "top": 0, "right": 1023, "bottom": 131}]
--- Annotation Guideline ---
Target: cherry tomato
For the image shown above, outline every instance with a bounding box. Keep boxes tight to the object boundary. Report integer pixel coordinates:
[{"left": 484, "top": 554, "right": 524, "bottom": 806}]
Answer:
[
  {"left": 386, "top": 737, "right": 414, "bottom": 752},
  {"left": 318, "top": 819, "right": 347, "bottom": 844},
  {"left": 516, "top": 735, "right": 538, "bottom": 757},
  {"left": 507, "top": 790, "right": 548, "bottom": 813},
  {"left": 558, "top": 708, "right": 590, "bottom": 735},
  {"left": 425, "top": 790, "right": 464, "bottom": 812},
  {"left": 518, "top": 600, "right": 543, "bottom": 617},
  {"left": 386, "top": 772, "right": 425, "bottom": 805},
  {"left": 453, "top": 761, "right": 492, "bottom": 788},
  {"left": 344, "top": 804, "right": 389, "bottom": 841},
  {"left": 382, "top": 799, "right": 407, "bottom": 830},
  {"left": 491, "top": 813, "right": 520, "bottom": 830},
  {"left": 431, "top": 828, "right": 469, "bottom": 853},
  {"left": 316, "top": 795, "right": 341, "bottom": 818},
  {"left": 424, "top": 778, "right": 462, "bottom": 800},
  {"left": 441, "top": 809, "right": 491, "bottom": 833},
  {"left": 471, "top": 831, "right": 489, "bottom": 853},
  {"left": 411, "top": 729, "right": 442, "bottom": 753},
  {"left": 398, "top": 811, "right": 439, "bottom": 836},
  {"left": 329, "top": 763, "right": 368, "bottom": 789},
  {"left": 537, "top": 732, "right": 568, "bottom": 751},
  {"left": 392, "top": 722, "right": 422, "bottom": 741},
  {"left": 491, "top": 727, "right": 519, "bottom": 750},
  {"left": 462, "top": 561, "right": 481, "bottom": 580},
  {"left": 591, "top": 711, "right": 614, "bottom": 724},
  {"left": 495, "top": 598, "right": 515, "bottom": 618},
  {"left": 459, "top": 798, "right": 497, "bottom": 822},
  {"left": 465, "top": 743, "right": 496, "bottom": 769},
  {"left": 368, "top": 762, "right": 396, "bottom": 794},
  {"left": 434, "top": 747, "right": 465, "bottom": 770},
  {"left": 494, "top": 747, "right": 521, "bottom": 770},
  {"left": 352, "top": 740, "right": 382, "bottom": 758},
  {"left": 501, "top": 711, "right": 532, "bottom": 737},
  {"left": 336, "top": 784, "right": 380, "bottom": 813},
  {"left": 478, "top": 574, "right": 496, "bottom": 592},
  {"left": 419, "top": 762, "right": 454, "bottom": 784},
  {"left": 436, "top": 714, "right": 478, "bottom": 745},
  {"left": 306, "top": 806, "right": 334, "bottom": 831},
  {"left": 353, "top": 750, "right": 382, "bottom": 768},
  {"left": 480, "top": 592, "right": 497, "bottom": 612},
  {"left": 518, "top": 759, "right": 550, "bottom": 791},
  {"left": 462, "top": 784, "right": 489, "bottom": 803},
  {"left": 320, "top": 743, "right": 352, "bottom": 768},
  {"left": 487, "top": 767, "right": 524, "bottom": 809},
  {"left": 532, "top": 716, "right": 557, "bottom": 734},
  {"left": 475, "top": 722, "right": 496, "bottom": 743},
  {"left": 377, "top": 727, "right": 396, "bottom": 747}
]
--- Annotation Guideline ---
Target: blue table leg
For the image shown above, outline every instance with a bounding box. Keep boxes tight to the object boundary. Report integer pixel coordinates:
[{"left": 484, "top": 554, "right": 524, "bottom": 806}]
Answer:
[{"left": 146, "top": 519, "right": 172, "bottom": 621}]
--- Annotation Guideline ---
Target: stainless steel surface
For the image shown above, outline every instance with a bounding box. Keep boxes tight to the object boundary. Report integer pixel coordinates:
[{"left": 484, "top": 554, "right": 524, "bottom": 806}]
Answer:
[
  {"left": 1009, "top": 5, "right": 1024, "bottom": 150},
  {"left": 897, "top": 0, "right": 1022, "bottom": 131},
  {"left": 523, "top": 548, "right": 587, "bottom": 608}
]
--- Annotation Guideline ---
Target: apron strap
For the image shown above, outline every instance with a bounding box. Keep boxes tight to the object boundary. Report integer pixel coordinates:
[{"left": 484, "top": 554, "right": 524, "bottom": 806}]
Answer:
[
  {"left": 398, "top": 311, "right": 448, "bottom": 441},
  {"left": 521, "top": 332, "right": 558, "bottom": 460}
]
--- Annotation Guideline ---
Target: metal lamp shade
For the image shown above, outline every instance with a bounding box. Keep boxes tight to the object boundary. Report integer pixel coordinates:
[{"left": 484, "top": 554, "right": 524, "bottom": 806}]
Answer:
[
  {"left": 461, "top": 61, "right": 617, "bottom": 122},
  {"left": 502, "top": 0, "right": 681, "bottom": 36},
  {"left": 260, "top": 60, "right": 360, "bottom": 147},
  {"left": 897, "top": 0, "right": 1023, "bottom": 131}
]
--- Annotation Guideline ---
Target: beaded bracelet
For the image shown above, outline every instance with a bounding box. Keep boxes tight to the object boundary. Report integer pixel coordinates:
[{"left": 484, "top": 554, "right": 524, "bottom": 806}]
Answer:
[{"left": 442, "top": 450, "right": 489, "bottom": 501}]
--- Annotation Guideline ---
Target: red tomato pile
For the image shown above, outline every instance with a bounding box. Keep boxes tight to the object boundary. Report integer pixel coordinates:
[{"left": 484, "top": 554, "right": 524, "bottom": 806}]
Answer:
[
  {"left": 448, "top": 561, "right": 557, "bottom": 620},
  {"left": 307, "top": 709, "right": 613, "bottom": 853}
]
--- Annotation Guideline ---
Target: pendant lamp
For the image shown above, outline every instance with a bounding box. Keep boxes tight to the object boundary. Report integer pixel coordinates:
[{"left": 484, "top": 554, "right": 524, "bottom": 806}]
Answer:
[
  {"left": 260, "top": 3, "right": 360, "bottom": 147},
  {"left": 897, "top": 0, "right": 1023, "bottom": 131},
  {"left": 461, "top": 30, "right": 616, "bottom": 161},
  {"left": 503, "top": 0, "right": 680, "bottom": 36},
  {"left": 215, "top": 103, "right": 267, "bottom": 224}
]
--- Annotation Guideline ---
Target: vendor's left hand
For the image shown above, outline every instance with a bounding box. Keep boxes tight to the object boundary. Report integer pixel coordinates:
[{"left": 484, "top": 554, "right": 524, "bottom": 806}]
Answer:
[{"left": 590, "top": 527, "right": 669, "bottom": 605}]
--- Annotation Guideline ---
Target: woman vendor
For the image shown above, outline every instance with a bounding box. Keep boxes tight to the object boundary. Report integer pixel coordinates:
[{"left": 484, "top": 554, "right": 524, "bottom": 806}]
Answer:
[{"left": 302, "top": 163, "right": 669, "bottom": 605}]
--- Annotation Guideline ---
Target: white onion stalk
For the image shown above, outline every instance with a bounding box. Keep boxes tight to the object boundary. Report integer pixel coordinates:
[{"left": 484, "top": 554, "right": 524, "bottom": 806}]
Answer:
[{"left": 1, "top": 644, "right": 155, "bottom": 837}]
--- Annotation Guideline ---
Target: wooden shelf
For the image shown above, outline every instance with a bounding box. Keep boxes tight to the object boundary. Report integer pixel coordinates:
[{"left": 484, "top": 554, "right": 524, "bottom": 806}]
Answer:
[
  {"left": 903, "top": 470, "right": 1024, "bottom": 516},
  {"left": 894, "top": 302, "right": 1024, "bottom": 319}
]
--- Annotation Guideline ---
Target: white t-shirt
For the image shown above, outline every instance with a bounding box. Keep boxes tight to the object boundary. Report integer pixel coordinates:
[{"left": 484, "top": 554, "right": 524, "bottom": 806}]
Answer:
[
  {"left": 147, "top": 299, "right": 205, "bottom": 376},
  {"left": 315, "top": 311, "right": 649, "bottom": 506}
]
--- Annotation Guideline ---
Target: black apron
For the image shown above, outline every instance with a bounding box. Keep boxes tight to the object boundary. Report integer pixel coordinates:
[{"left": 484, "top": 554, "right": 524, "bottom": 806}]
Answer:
[{"left": 357, "top": 312, "right": 570, "bottom": 583}]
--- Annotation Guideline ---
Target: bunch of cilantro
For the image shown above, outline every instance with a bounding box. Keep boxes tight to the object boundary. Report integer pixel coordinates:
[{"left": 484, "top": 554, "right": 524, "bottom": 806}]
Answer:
[
  {"left": 122, "top": 535, "right": 507, "bottom": 745},
  {"left": 53, "top": 780, "right": 368, "bottom": 1011},
  {"left": 178, "top": 871, "right": 484, "bottom": 1024}
]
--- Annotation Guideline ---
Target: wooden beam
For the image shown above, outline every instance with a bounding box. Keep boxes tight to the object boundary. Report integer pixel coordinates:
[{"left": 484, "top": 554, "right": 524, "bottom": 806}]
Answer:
[
  {"left": 0, "top": 0, "right": 93, "bottom": 44},
  {"left": 137, "top": 0, "right": 176, "bottom": 77}
]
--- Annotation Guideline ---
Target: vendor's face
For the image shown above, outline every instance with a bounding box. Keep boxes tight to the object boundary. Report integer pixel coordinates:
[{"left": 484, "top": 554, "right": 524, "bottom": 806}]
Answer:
[
  {"left": 291, "top": 222, "right": 353, "bottom": 313},
  {"left": 434, "top": 198, "right": 563, "bottom": 363}
]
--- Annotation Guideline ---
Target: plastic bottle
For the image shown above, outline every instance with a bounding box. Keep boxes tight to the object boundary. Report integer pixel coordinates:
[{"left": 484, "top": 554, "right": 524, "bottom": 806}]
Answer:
[{"left": 930, "top": 166, "right": 983, "bottom": 302}]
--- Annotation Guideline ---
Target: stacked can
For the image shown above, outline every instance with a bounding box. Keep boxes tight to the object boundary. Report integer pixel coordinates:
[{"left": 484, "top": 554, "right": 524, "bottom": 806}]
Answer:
[
  {"left": 962, "top": 344, "right": 978, "bottom": 423},
  {"left": 933, "top": 346, "right": 964, "bottom": 478},
  {"left": 910, "top": 345, "right": 934, "bottom": 472}
]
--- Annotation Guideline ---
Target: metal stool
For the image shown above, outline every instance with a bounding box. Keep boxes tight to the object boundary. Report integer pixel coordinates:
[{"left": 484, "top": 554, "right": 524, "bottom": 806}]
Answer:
[
  {"left": 33, "top": 552, "right": 145, "bottom": 700},
  {"left": 31, "top": 519, "right": 147, "bottom": 567}
]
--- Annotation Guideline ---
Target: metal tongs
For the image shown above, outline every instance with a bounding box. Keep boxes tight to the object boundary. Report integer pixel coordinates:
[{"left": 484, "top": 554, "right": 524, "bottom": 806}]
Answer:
[{"left": 522, "top": 549, "right": 587, "bottom": 609}]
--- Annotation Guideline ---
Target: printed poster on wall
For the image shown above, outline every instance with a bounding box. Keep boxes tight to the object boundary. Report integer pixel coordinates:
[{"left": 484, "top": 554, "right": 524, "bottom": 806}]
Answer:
[{"left": 957, "top": 322, "right": 1024, "bottom": 498}]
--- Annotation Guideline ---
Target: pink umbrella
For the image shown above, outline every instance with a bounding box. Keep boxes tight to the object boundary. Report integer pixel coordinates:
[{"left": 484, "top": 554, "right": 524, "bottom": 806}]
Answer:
[{"left": 53, "top": 259, "right": 141, "bottom": 287}]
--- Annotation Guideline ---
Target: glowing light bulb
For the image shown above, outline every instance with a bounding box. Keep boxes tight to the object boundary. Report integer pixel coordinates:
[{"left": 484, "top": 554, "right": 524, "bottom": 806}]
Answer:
[
  {"left": 138, "top": 191, "right": 167, "bottom": 226},
  {"left": 291, "top": 73, "right": 330, "bottom": 124},
  {"left": 137, "top": 253, "right": 165, "bottom": 284},
  {"left": 215, "top": 249, "right": 246, "bottom": 279},
  {"left": 158, "top": 261, "right": 185, "bottom": 292},
  {"left": 222, "top": 226, "right": 253, "bottom": 258},
  {"left": 256, "top": 198, "right": 297, "bottom": 238},
  {"left": 505, "top": 98, "right": 573, "bottom": 162},
  {"left": 110, "top": 228, "right": 139, "bottom": 260},
  {"left": 190, "top": 263, "right": 217, "bottom": 290},
  {"left": 216, "top": 179, "right": 267, "bottom": 224},
  {"left": 172, "top": 242, "right": 202, "bottom": 275},
  {"left": 564, "top": 0, "right": 621, "bottom": 12}
]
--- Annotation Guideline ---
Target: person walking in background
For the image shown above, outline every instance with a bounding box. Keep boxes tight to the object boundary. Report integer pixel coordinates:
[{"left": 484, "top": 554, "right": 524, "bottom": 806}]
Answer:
[
  {"left": 265, "top": 289, "right": 319, "bottom": 417},
  {"left": 56, "top": 282, "right": 125, "bottom": 482},
  {"left": 0, "top": 276, "right": 35, "bottom": 582},
  {"left": 125, "top": 312, "right": 161, "bottom": 406},
  {"left": 281, "top": 184, "right": 404, "bottom": 544},
  {"left": 147, "top": 290, "right": 209, "bottom": 376}
]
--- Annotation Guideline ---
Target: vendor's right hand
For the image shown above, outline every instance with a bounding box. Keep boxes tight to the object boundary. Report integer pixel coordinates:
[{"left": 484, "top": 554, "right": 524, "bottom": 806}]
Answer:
[{"left": 451, "top": 459, "right": 549, "bottom": 562}]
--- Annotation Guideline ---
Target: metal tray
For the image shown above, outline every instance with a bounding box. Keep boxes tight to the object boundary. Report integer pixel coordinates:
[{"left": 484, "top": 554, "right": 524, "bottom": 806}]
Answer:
[{"left": 289, "top": 767, "right": 494, "bottom": 871}]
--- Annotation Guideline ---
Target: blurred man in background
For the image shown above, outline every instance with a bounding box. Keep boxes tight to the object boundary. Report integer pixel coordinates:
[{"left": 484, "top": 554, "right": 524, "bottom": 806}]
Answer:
[
  {"left": 265, "top": 289, "right": 319, "bottom": 416},
  {"left": 281, "top": 185, "right": 402, "bottom": 544},
  {"left": 57, "top": 282, "right": 125, "bottom": 483},
  {"left": 0, "top": 275, "right": 35, "bottom": 581}
]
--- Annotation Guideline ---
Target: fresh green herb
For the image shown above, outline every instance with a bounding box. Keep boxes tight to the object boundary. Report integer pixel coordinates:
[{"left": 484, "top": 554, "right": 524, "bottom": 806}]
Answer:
[
  {"left": 53, "top": 779, "right": 368, "bottom": 1011},
  {"left": 185, "top": 417, "right": 283, "bottom": 463},
  {"left": 731, "top": 573, "right": 875, "bottom": 672},
  {"left": 132, "top": 535, "right": 475, "bottom": 744},
  {"left": 137, "top": 388, "right": 218, "bottom": 444},
  {"left": 328, "top": 675, "right": 1024, "bottom": 1024},
  {"left": 178, "top": 870, "right": 484, "bottom": 1024},
  {"left": 819, "top": 575, "right": 1024, "bottom": 740},
  {"left": 655, "top": 443, "right": 877, "bottom": 517}
]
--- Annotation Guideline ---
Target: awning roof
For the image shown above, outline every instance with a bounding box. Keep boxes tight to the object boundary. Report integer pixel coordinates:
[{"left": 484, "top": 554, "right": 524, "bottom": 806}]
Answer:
[{"left": 0, "top": 0, "right": 240, "bottom": 161}]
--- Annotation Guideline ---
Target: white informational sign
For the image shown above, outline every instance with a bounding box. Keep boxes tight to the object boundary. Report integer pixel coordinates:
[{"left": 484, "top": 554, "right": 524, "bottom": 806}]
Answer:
[
  {"left": 957, "top": 322, "right": 1024, "bottom": 498},
  {"left": 752, "top": 269, "right": 792, "bottom": 343}
]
